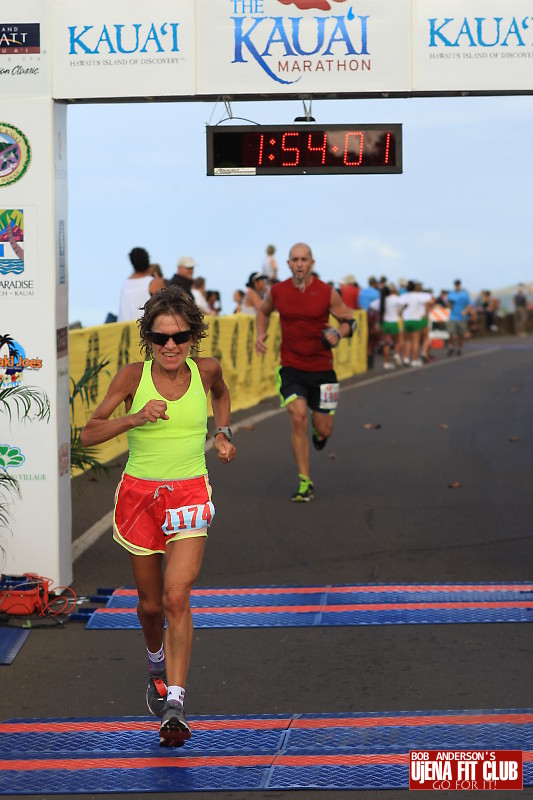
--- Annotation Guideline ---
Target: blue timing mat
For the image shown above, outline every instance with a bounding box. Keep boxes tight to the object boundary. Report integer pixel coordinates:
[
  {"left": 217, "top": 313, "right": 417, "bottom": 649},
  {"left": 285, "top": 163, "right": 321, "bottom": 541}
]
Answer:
[
  {"left": 85, "top": 582, "right": 533, "bottom": 629},
  {"left": 0, "top": 628, "right": 30, "bottom": 665},
  {"left": 0, "top": 708, "right": 531, "bottom": 794}
]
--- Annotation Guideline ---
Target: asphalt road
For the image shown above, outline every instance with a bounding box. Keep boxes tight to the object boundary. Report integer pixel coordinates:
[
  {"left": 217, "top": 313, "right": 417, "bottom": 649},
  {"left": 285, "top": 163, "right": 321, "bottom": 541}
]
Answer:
[{"left": 2, "top": 337, "right": 533, "bottom": 800}]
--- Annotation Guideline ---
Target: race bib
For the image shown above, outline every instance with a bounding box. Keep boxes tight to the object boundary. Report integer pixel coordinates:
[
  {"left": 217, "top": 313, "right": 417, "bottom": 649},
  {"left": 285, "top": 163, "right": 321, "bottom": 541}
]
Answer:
[
  {"left": 319, "top": 382, "right": 339, "bottom": 410},
  {"left": 163, "top": 502, "right": 215, "bottom": 535}
]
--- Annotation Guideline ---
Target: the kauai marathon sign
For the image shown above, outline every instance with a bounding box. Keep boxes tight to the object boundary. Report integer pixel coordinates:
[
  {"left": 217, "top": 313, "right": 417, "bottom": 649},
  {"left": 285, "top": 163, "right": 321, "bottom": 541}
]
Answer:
[{"left": 228, "top": 0, "right": 373, "bottom": 86}]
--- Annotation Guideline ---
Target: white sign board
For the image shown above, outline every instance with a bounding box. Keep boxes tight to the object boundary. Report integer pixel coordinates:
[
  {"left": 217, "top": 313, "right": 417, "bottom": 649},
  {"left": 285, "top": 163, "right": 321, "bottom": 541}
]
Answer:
[
  {"left": 195, "top": 0, "right": 411, "bottom": 96},
  {"left": 0, "top": 96, "right": 71, "bottom": 586},
  {"left": 415, "top": 0, "right": 533, "bottom": 92},
  {"left": 52, "top": 0, "right": 196, "bottom": 100}
]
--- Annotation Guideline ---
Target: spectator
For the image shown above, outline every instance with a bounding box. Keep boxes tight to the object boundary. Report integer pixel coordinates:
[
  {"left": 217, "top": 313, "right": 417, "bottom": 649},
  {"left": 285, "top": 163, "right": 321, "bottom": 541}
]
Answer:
[
  {"left": 262, "top": 244, "right": 278, "bottom": 284},
  {"left": 167, "top": 256, "right": 195, "bottom": 297},
  {"left": 513, "top": 284, "right": 528, "bottom": 337},
  {"left": 206, "top": 290, "right": 221, "bottom": 316},
  {"left": 358, "top": 277, "right": 381, "bottom": 310},
  {"left": 446, "top": 279, "right": 472, "bottom": 356},
  {"left": 233, "top": 289, "right": 244, "bottom": 313},
  {"left": 242, "top": 272, "right": 268, "bottom": 315},
  {"left": 434, "top": 289, "right": 448, "bottom": 307},
  {"left": 402, "top": 280, "right": 432, "bottom": 367},
  {"left": 339, "top": 274, "right": 360, "bottom": 309},
  {"left": 191, "top": 277, "right": 213, "bottom": 315},
  {"left": 477, "top": 290, "right": 499, "bottom": 333},
  {"left": 150, "top": 263, "right": 165, "bottom": 281},
  {"left": 376, "top": 284, "right": 406, "bottom": 369},
  {"left": 118, "top": 247, "right": 166, "bottom": 322}
]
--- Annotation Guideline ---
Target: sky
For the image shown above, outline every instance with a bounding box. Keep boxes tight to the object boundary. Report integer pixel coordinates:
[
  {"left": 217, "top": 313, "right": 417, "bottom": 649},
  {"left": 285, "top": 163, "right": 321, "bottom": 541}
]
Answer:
[{"left": 66, "top": 94, "right": 533, "bottom": 327}]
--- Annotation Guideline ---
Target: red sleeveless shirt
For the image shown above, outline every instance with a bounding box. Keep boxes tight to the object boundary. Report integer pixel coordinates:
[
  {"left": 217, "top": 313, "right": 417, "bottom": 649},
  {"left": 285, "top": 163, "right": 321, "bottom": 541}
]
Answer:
[{"left": 271, "top": 277, "right": 333, "bottom": 371}]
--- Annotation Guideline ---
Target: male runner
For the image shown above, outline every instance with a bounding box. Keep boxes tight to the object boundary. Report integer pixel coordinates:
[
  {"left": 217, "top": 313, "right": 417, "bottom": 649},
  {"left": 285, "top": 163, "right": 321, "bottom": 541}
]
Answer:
[{"left": 255, "top": 242, "right": 356, "bottom": 501}]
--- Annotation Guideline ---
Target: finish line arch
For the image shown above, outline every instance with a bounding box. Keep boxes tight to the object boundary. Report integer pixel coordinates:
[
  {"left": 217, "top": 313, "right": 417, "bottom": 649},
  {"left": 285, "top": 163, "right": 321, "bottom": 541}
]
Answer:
[{"left": 2, "top": 0, "right": 532, "bottom": 583}]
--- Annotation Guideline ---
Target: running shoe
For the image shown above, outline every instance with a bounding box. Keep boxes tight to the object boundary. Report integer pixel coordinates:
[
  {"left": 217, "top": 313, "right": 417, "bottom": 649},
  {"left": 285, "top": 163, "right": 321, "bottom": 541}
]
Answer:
[
  {"left": 146, "top": 672, "right": 168, "bottom": 718},
  {"left": 159, "top": 700, "right": 191, "bottom": 748},
  {"left": 292, "top": 475, "right": 314, "bottom": 502},
  {"left": 312, "top": 426, "right": 328, "bottom": 451}
]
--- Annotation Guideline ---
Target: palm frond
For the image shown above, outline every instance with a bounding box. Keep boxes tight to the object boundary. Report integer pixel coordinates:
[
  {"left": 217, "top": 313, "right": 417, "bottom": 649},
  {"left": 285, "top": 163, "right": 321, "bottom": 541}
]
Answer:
[
  {"left": 70, "top": 357, "right": 111, "bottom": 413},
  {"left": 70, "top": 426, "right": 111, "bottom": 478},
  {"left": 0, "top": 384, "right": 50, "bottom": 423},
  {"left": 0, "top": 470, "right": 20, "bottom": 532}
]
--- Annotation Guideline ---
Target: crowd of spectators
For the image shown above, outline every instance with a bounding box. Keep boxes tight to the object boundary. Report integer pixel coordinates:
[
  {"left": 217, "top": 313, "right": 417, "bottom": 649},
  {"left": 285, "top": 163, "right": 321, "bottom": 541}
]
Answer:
[{"left": 116, "top": 246, "right": 531, "bottom": 366}]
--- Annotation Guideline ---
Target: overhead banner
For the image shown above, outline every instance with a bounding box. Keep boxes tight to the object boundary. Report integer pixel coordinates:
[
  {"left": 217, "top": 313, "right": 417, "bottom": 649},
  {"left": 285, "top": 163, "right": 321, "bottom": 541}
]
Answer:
[
  {"left": 415, "top": 0, "right": 533, "bottom": 92},
  {"left": 31, "top": 0, "right": 532, "bottom": 100}
]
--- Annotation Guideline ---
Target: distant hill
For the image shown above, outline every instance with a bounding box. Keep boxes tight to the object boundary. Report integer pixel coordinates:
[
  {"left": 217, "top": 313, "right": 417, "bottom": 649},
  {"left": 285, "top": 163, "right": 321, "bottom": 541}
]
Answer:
[{"left": 491, "top": 282, "right": 532, "bottom": 312}]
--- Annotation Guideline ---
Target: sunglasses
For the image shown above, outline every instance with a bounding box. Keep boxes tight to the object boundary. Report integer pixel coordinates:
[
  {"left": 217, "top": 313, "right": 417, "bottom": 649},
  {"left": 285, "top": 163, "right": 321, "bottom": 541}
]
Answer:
[{"left": 146, "top": 330, "right": 192, "bottom": 346}]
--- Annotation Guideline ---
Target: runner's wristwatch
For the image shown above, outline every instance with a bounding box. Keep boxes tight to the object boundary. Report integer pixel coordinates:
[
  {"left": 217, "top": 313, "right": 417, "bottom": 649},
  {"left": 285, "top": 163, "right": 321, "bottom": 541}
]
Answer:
[{"left": 214, "top": 426, "right": 233, "bottom": 442}]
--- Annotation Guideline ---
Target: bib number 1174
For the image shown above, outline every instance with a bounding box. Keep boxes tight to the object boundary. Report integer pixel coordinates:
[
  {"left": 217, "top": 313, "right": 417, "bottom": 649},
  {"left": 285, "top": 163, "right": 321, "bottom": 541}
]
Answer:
[{"left": 163, "top": 502, "right": 215, "bottom": 535}]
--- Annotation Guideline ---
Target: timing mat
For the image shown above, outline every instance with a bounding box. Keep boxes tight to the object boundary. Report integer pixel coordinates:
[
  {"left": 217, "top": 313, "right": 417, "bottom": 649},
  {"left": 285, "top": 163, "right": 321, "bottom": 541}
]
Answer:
[
  {"left": 0, "top": 629, "right": 30, "bottom": 665},
  {"left": 84, "top": 582, "right": 533, "bottom": 629},
  {"left": 0, "top": 709, "right": 531, "bottom": 794}
]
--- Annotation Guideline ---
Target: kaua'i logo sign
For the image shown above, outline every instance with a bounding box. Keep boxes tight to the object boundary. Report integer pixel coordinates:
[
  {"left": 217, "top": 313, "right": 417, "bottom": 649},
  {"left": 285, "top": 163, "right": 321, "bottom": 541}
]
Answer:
[
  {"left": 0, "top": 334, "right": 42, "bottom": 388},
  {"left": 0, "top": 209, "right": 23, "bottom": 275},
  {"left": 0, "top": 123, "right": 31, "bottom": 187}
]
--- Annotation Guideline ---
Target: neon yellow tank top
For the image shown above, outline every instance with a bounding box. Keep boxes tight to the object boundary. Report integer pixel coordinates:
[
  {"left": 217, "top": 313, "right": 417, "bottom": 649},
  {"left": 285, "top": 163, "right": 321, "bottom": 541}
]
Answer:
[{"left": 125, "top": 358, "right": 207, "bottom": 480}]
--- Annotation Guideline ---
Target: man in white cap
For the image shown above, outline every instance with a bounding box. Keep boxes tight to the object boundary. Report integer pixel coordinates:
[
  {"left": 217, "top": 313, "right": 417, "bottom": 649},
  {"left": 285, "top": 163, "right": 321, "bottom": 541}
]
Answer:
[{"left": 168, "top": 256, "right": 195, "bottom": 297}]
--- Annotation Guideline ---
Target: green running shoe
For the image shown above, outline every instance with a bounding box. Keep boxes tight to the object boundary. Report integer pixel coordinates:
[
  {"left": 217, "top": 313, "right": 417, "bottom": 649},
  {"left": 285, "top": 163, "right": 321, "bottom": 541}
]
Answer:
[{"left": 292, "top": 475, "right": 314, "bottom": 502}]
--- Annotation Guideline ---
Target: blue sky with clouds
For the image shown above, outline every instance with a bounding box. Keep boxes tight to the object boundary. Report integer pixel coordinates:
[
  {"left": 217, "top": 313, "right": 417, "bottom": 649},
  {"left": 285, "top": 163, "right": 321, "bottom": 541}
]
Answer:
[{"left": 66, "top": 94, "right": 533, "bottom": 326}]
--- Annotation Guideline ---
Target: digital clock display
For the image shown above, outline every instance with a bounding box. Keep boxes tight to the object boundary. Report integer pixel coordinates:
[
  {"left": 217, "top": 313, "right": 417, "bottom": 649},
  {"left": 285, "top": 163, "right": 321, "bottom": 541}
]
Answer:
[{"left": 207, "top": 124, "right": 402, "bottom": 176}]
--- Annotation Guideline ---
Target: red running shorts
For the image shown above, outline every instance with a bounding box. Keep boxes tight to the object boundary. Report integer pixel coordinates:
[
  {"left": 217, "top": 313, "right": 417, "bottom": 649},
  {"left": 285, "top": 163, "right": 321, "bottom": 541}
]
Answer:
[{"left": 113, "top": 473, "right": 214, "bottom": 556}]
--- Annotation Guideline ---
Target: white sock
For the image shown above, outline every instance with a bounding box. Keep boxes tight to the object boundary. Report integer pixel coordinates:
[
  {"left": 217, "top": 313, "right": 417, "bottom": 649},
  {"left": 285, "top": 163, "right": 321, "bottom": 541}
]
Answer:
[
  {"left": 147, "top": 644, "right": 165, "bottom": 669},
  {"left": 167, "top": 685, "right": 185, "bottom": 705}
]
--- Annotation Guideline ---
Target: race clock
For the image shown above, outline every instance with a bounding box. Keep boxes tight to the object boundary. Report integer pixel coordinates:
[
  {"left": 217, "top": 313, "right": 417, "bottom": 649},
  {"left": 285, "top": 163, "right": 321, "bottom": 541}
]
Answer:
[{"left": 207, "top": 124, "right": 402, "bottom": 176}]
